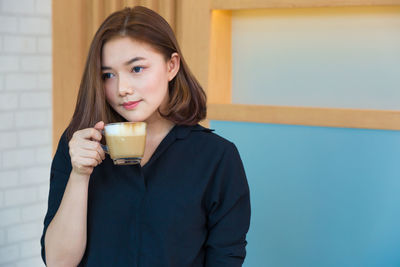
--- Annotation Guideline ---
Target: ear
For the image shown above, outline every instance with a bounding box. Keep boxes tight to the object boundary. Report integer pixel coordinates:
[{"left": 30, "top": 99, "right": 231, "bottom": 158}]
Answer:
[{"left": 167, "top": 52, "right": 180, "bottom": 82}]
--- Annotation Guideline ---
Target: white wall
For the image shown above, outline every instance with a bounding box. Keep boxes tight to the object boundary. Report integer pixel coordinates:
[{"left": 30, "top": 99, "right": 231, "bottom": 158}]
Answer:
[
  {"left": 232, "top": 7, "right": 400, "bottom": 110},
  {"left": 0, "top": 0, "right": 51, "bottom": 266}
]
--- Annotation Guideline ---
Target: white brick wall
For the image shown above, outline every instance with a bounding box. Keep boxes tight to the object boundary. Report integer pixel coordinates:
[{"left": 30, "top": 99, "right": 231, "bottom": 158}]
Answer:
[
  {"left": 0, "top": 93, "right": 18, "bottom": 111},
  {"left": 0, "top": 0, "right": 51, "bottom": 266},
  {"left": 6, "top": 74, "right": 38, "bottom": 90},
  {"left": 0, "top": 75, "right": 4, "bottom": 90},
  {"left": 0, "top": 16, "right": 18, "bottom": 33},
  {"left": 3, "top": 36, "right": 37, "bottom": 54},
  {"left": 0, "top": 230, "right": 5, "bottom": 246},
  {"left": 0, "top": 56, "right": 19, "bottom": 72}
]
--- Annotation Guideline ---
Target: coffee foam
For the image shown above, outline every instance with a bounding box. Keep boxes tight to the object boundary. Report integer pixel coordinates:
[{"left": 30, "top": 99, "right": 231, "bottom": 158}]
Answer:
[{"left": 105, "top": 122, "right": 146, "bottom": 136}]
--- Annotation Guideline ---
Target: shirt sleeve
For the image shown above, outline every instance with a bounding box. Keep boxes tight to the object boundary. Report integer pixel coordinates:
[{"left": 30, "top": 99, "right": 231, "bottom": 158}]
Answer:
[
  {"left": 40, "top": 131, "right": 72, "bottom": 265},
  {"left": 204, "top": 142, "right": 251, "bottom": 267}
]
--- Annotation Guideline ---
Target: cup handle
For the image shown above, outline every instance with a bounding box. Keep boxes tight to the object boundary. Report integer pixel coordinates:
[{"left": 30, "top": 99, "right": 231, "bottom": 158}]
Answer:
[
  {"left": 101, "top": 144, "right": 109, "bottom": 154},
  {"left": 100, "top": 129, "right": 109, "bottom": 154}
]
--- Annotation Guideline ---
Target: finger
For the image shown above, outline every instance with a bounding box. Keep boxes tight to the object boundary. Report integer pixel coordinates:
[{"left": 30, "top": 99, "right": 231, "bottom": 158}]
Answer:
[
  {"left": 94, "top": 121, "right": 105, "bottom": 131},
  {"left": 96, "top": 144, "right": 106, "bottom": 160},
  {"left": 77, "top": 128, "right": 102, "bottom": 142},
  {"left": 78, "top": 157, "right": 99, "bottom": 168},
  {"left": 80, "top": 141, "right": 105, "bottom": 160},
  {"left": 83, "top": 140, "right": 106, "bottom": 160},
  {"left": 78, "top": 149, "right": 102, "bottom": 164},
  {"left": 80, "top": 140, "right": 102, "bottom": 151},
  {"left": 94, "top": 122, "right": 105, "bottom": 144}
]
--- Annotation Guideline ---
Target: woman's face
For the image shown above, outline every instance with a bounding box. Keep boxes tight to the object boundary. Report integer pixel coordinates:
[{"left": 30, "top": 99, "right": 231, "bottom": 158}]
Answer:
[{"left": 101, "top": 37, "right": 179, "bottom": 123}]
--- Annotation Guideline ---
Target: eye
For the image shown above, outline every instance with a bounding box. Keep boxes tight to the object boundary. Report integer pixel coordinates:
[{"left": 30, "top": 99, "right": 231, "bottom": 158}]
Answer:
[
  {"left": 102, "top": 72, "right": 114, "bottom": 80},
  {"left": 132, "top": 66, "right": 144, "bottom": 73}
]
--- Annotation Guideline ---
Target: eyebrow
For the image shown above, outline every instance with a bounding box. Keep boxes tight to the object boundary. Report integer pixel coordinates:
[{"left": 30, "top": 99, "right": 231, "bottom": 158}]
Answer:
[{"left": 101, "top": 57, "right": 146, "bottom": 70}]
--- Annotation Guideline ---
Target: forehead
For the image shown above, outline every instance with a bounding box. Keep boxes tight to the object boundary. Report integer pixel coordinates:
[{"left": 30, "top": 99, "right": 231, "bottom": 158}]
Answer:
[{"left": 101, "top": 37, "right": 162, "bottom": 64}]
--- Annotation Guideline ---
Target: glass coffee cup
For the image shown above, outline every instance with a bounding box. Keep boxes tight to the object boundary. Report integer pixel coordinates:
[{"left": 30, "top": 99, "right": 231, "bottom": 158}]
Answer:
[{"left": 101, "top": 122, "right": 147, "bottom": 165}]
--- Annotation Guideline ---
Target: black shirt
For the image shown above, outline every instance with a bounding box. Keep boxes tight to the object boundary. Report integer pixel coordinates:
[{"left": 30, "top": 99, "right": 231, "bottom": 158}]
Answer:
[{"left": 41, "top": 124, "right": 251, "bottom": 266}]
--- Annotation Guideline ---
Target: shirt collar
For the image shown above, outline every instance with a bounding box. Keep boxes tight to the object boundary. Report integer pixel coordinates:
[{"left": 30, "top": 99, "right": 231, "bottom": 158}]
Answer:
[
  {"left": 174, "top": 124, "right": 214, "bottom": 140},
  {"left": 141, "top": 124, "right": 214, "bottom": 169}
]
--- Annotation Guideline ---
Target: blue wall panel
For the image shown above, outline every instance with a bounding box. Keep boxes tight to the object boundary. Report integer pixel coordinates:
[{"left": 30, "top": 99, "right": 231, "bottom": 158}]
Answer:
[{"left": 210, "top": 120, "right": 400, "bottom": 267}]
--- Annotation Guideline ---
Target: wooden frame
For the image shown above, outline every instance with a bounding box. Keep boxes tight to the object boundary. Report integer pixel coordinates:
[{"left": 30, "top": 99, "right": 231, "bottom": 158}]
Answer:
[
  {"left": 177, "top": 0, "right": 400, "bottom": 130},
  {"left": 208, "top": 104, "right": 400, "bottom": 130},
  {"left": 211, "top": 0, "right": 400, "bottom": 10}
]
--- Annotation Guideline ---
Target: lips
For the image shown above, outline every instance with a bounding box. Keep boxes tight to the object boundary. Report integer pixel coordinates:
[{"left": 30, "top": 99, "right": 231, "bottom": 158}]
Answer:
[{"left": 122, "top": 100, "right": 142, "bottom": 110}]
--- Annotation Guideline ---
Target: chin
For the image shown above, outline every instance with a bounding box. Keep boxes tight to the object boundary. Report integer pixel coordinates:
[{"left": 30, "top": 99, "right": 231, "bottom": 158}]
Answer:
[
  {"left": 124, "top": 112, "right": 155, "bottom": 123},
  {"left": 117, "top": 106, "right": 160, "bottom": 123},
  {"left": 122, "top": 115, "right": 147, "bottom": 122}
]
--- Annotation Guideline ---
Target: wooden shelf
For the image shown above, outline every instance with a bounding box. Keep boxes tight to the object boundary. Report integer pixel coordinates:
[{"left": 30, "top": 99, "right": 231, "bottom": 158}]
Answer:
[{"left": 208, "top": 104, "right": 400, "bottom": 130}]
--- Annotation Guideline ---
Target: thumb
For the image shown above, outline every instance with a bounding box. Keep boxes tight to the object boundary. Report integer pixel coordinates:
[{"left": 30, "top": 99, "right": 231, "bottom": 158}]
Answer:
[{"left": 94, "top": 121, "right": 105, "bottom": 130}]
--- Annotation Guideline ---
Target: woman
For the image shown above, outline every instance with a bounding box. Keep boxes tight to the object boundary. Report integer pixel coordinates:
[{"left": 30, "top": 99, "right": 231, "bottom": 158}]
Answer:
[{"left": 41, "top": 6, "right": 250, "bottom": 267}]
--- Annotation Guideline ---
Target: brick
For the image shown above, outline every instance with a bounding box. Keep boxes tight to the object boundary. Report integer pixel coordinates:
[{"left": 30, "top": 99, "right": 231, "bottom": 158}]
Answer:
[
  {"left": 4, "top": 187, "right": 37, "bottom": 206},
  {"left": 2, "top": 148, "right": 36, "bottom": 168},
  {"left": 0, "top": 207, "right": 21, "bottom": 227},
  {"left": 37, "top": 73, "right": 51, "bottom": 89},
  {"left": 35, "top": 145, "right": 52, "bottom": 164},
  {"left": 37, "top": 37, "right": 51, "bottom": 54},
  {"left": 1, "top": 0, "right": 35, "bottom": 14},
  {"left": 20, "top": 92, "right": 51, "bottom": 108},
  {"left": 15, "top": 110, "right": 50, "bottom": 128},
  {"left": 0, "top": 170, "right": 19, "bottom": 188},
  {"left": 5, "top": 73, "right": 37, "bottom": 90},
  {"left": 0, "top": 229, "right": 5, "bottom": 246},
  {"left": 15, "top": 256, "right": 44, "bottom": 267},
  {"left": 18, "top": 129, "right": 51, "bottom": 147},
  {"left": 0, "top": 244, "right": 19, "bottom": 264},
  {"left": 19, "top": 17, "right": 51, "bottom": 35},
  {"left": 0, "top": 16, "right": 18, "bottom": 33},
  {"left": 38, "top": 184, "right": 49, "bottom": 201},
  {"left": 7, "top": 222, "right": 41, "bottom": 243},
  {"left": 0, "top": 112, "right": 14, "bottom": 130},
  {"left": 4, "top": 36, "right": 36, "bottom": 53},
  {"left": 20, "top": 166, "right": 49, "bottom": 185},
  {"left": 0, "top": 93, "right": 18, "bottom": 110},
  {"left": 35, "top": 0, "right": 51, "bottom": 15},
  {"left": 2, "top": 263, "right": 16, "bottom": 267},
  {"left": 21, "top": 202, "right": 47, "bottom": 222},
  {"left": 0, "top": 55, "right": 19, "bottom": 71},
  {"left": 0, "top": 131, "right": 17, "bottom": 149},
  {"left": 21, "top": 56, "right": 51, "bottom": 71},
  {"left": 0, "top": 75, "right": 4, "bottom": 90},
  {"left": 0, "top": 190, "right": 4, "bottom": 207},
  {"left": 20, "top": 239, "right": 41, "bottom": 258}
]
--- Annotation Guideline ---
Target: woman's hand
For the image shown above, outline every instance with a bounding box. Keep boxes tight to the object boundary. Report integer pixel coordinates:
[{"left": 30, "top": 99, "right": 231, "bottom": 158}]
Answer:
[{"left": 68, "top": 121, "right": 106, "bottom": 177}]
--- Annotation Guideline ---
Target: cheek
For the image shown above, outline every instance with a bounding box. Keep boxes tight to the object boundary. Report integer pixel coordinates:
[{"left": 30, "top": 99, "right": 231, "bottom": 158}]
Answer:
[
  {"left": 104, "top": 83, "right": 117, "bottom": 104},
  {"left": 143, "top": 71, "right": 169, "bottom": 100},
  {"left": 103, "top": 80, "right": 115, "bottom": 99}
]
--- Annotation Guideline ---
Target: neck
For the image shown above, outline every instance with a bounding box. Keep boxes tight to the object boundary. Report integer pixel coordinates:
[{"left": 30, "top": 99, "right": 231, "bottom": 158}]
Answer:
[{"left": 145, "top": 113, "right": 175, "bottom": 139}]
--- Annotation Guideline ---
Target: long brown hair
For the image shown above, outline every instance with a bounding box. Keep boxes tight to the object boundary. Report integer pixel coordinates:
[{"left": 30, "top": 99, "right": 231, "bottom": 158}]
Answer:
[{"left": 66, "top": 6, "right": 206, "bottom": 141}]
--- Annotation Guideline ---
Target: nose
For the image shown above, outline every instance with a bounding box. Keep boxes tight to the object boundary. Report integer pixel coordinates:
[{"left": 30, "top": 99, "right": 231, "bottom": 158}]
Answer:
[{"left": 118, "top": 74, "right": 134, "bottom": 96}]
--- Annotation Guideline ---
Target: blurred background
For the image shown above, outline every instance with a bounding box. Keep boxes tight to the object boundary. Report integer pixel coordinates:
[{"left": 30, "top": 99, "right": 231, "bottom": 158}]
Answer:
[{"left": 0, "top": 0, "right": 399, "bottom": 266}]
